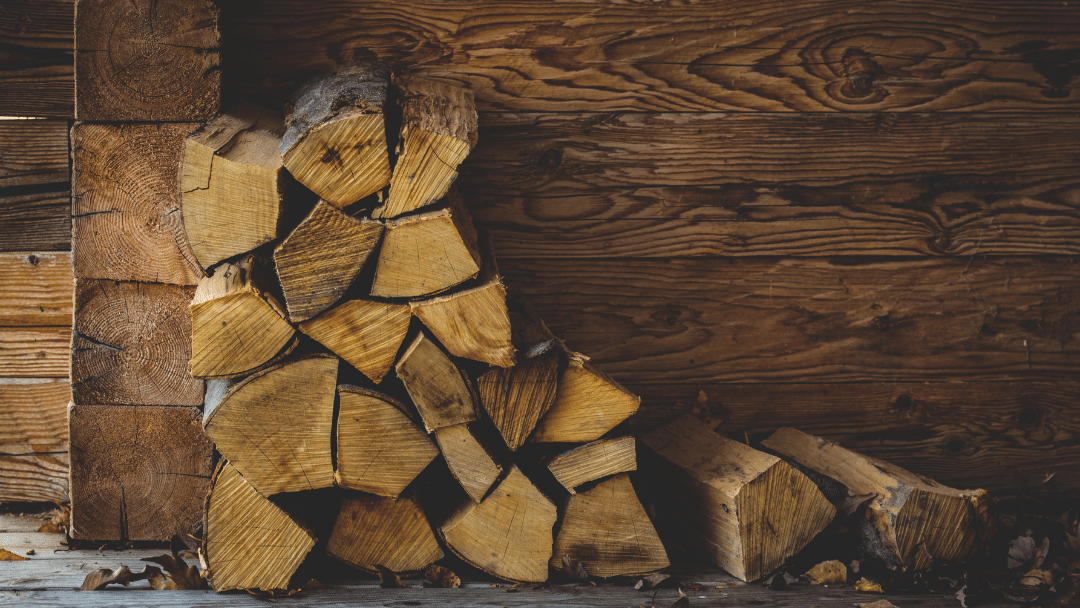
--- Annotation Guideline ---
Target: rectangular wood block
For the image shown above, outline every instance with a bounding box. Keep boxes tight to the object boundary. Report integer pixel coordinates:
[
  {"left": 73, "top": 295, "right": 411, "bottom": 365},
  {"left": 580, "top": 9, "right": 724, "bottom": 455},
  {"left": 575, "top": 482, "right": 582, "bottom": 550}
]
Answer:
[
  {"left": 0, "top": 252, "right": 73, "bottom": 327},
  {"left": 0, "top": 379, "right": 70, "bottom": 503},
  {"left": 0, "top": 120, "right": 68, "bottom": 188},
  {"left": 69, "top": 405, "right": 212, "bottom": 541},
  {"left": 0, "top": 0, "right": 75, "bottom": 118}
]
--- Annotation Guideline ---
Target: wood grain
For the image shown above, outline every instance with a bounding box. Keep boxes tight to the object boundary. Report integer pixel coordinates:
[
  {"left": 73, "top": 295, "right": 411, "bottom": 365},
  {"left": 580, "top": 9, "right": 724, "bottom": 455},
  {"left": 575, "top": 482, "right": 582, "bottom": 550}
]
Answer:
[
  {"left": 0, "top": 1, "right": 74, "bottom": 118},
  {"left": 0, "top": 453, "right": 68, "bottom": 503},
  {"left": 223, "top": 0, "right": 1080, "bottom": 113},
  {"left": 0, "top": 191, "right": 70, "bottom": 251},
  {"left": 0, "top": 327, "right": 69, "bottom": 377},
  {"left": 0, "top": 378, "right": 68, "bottom": 454},
  {"left": 0, "top": 120, "right": 68, "bottom": 188},
  {"left": 0, "top": 252, "right": 72, "bottom": 327}
]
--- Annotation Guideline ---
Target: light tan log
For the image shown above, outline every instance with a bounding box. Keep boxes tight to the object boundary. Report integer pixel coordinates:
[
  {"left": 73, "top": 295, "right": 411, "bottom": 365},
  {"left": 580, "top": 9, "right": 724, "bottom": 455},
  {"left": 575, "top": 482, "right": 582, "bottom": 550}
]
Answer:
[
  {"left": 440, "top": 465, "right": 557, "bottom": 583},
  {"left": 204, "top": 461, "right": 316, "bottom": 592},
  {"left": 180, "top": 101, "right": 294, "bottom": 271},
  {"left": 642, "top": 415, "right": 836, "bottom": 582},
  {"left": 551, "top": 473, "right": 668, "bottom": 578},
  {"left": 299, "top": 299, "right": 411, "bottom": 384},
  {"left": 761, "top": 427, "right": 993, "bottom": 571},
  {"left": 273, "top": 200, "right": 383, "bottom": 323},
  {"left": 395, "top": 332, "right": 479, "bottom": 432},
  {"left": 335, "top": 385, "right": 439, "bottom": 496},
  {"left": 477, "top": 350, "right": 560, "bottom": 451},
  {"left": 434, "top": 423, "right": 502, "bottom": 503},
  {"left": 410, "top": 278, "right": 514, "bottom": 367},
  {"left": 280, "top": 63, "right": 392, "bottom": 207},
  {"left": 548, "top": 436, "right": 637, "bottom": 494},
  {"left": 326, "top": 491, "right": 444, "bottom": 574},
  {"left": 375, "top": 74, "right": 478, "bottom": 219},
  {"left": 204, "top": 355, "right": 338, "bottom": 496},
  {"left": 0, "top": 378, "right": 69, "bottom": 503},
  {"left": 531, "top": 352, "right": 640, "bottom": 444}
]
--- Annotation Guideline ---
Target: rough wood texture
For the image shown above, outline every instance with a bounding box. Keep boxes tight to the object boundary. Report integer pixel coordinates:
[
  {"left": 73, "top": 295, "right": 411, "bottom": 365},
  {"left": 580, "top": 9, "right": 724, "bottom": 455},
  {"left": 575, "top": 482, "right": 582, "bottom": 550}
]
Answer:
[
  {"left": 72, "top": 279, "right": 204, "bottom": 406},
  {"left": 477, "top": 350, "right": 560, "bottom": 451},
  {"left": 0, "top": 191, "right": 71, "bottom": 251},
  {"left": 69, "top": 405, "right": 213, "bottom": 541},
  {"left": 434, "top": 423, "right": 502, "bottom": 503},
  {"left": 410, "top": 279, "right": 514, "bottom": 368},
  {"left": 335, "top": 385, "right": 439, "bottom": 497},
  {"left": 0, "top": 327, "right": 69, "bottom": 377},
  {"left": 0, "top": 252, "right": 72, "bottom": 326},
  {"left": 762, "top": 427, "right": 993, "bottom": 571},
  {"left": 0, "top": 1, "right": 74, "bottom": 118},
  {"left": 376, "top": 75, "right": 477, "bottom": 220},
  {"left": 548, "top": 436, "right": 636, "bottom": 494},
  {"left": 204, "top": 462, "right": 316, "bottom": 592},
  {"left": 280, "top": 62, "right": 392, "bottom": 207},
  {"left": 551, "top": 473, "right": 668, "bottom": 578},
  {"left": 531, "top": 354, "right": 639, "bottom": 444},
  {"left": 204, "top": 355, "right": 338, "bottom": 496},
  {"left": 72, "top": 122, "right": 204, "bottom": 284},
  {"left": 180, "top": 101, "right": 292, "bottom": 271},
  {"left": 396, "top": 332, "right": 479, "bottom": 432},
  {"left": 298, "top": 299, "right": 410, "bottom": 384},
  {"left": 440, "top": 465, "right": 557, "bottom": 583},
  {"left": 0, "top": 120, "right": 68, "bottom": 188},
  {"left": 326, "top": 491, "right": 444, "bottom": 574},
  {"left": 642, "top": 415, "right": 836, "bottom": 582},
  {"left": 74, "top": 0, "right": 220, "bottom": 121},
  {"left": 273, "top": 200, "right": 383, "bottom": 323},
  {"left": 0, "top": 453, "right": 68, "bottom": 503},
  {"left": 0, "top": 378, "right": 69, "bottom": 503}
]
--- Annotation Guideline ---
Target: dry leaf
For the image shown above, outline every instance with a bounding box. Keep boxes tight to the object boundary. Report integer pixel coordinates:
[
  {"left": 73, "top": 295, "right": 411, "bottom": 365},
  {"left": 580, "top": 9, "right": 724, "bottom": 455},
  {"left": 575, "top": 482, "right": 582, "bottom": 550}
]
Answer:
[
  {"left": 763, "top": 572, "right": 789, "bottom": 590},
  {"left": 670, "top": 597, "right": 689, "bottom": 608},
  {"left": 838, "top": 493, "right": 877, "bottom": 517},
  {"left": 854, "top": 578, "right": 884, "bottom": 593},
  {"left": 856, "top": 601, "right": 899, "bottom": 608},
  {"left": 1066, "top": 533, "right": 1080, "bottom": 554},
  {"left": 1018, "top": 568, "right": 1055, "bottom": 587},
  {"left": 1033, "top": 536, "right": 1050, "bottom": 569},
  {"left": 561, "top": 555, "right": 589, "bottom": 581},
  {"left": 635, "top": 573, "right": 670, "bottom": 590},
  {"left": 0, "top": 548, "right": 29, "bottom": 561},
  {"left": 956, "top": 583, "right": 968, "bottom": 608},
  {"left": 376, "top": 565, "right": 405, "bottom": 588},
  {"left": 425, "top": 564, "right": 461, "bottom": 588},
  {"left": 36, "top": 522, "right": 63, "bottom": 534},
  {"left": 1008, "top": 535, "right": 1036, "bottom": 569},
  {"left": 508, "top": 582, "right": 541, "bottom": 591},
  {"left": 803, "top": 560, "right": 847, "bottom": 585},
  {"left": 81, "top": 565, "right": 163, "bottom": 591},
  {"left": 142, "top": 554, "right": 205, "bottom": 590},
  {"left": 25, "top": 549, "right": 35, "bottom": 556}
]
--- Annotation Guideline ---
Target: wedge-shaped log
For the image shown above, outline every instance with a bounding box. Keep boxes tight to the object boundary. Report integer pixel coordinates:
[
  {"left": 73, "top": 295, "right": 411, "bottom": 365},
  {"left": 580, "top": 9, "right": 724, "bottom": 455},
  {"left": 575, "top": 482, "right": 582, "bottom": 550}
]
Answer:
[
  {"left": 181, "top": 101, "right": 293, "bottom": 270},
  {"left": 299, "top": 299, "right": 410, "bottom": 384},
  {"left": 531, "top": 352, "right": 640, "bottom": 443},
  {"left": 642, "top": 415, "right": 835, "bottom": 582},
  {"left": 440, "top": 465, "right": 556, "bottom": 583},
  {"left": 376, "top": 75, "right": 478, "bottom": 219},
  {"left": 551, "top": 473, "right": 669, "bottom": 578},
  {"left": 336, "top": 386, "right": 439, "bottom": 496},
  {"left": 477, "top": 350, "right": 560, "bottom": 451},
  {"left": 274, "top": 201, "right": 384, "bottom": 322},
  {"left": 281, "top": 63, "right": 392, "bottom": 207},
  {"left": 396, "top": 332, "right": 479, "bottom": 432},
  {"left": 549, "top": 436, "right": 637, "bottom": 494},
  {"left": 204, "top": 355, "right": 337, "bottom": 495},
  {"left": 434, "top": 423, "right": 502, "bottom": 503},
  {"left": 327, "top": 491, "right": 444, "bottom": 574},
  {"left": 371, "top": 191, "right": 481, "bottom": 298},
  {"left": 761, "top": 427, "right": 992, "bottom": 571},
  {"left": 204, "top": 462, "right": 316, "bottom": 592},
  {"left": 190, "top": 257, "right": 295, "bottom": 378},
  {"left": 411, "top": 278, "right": 514, "bottom": 367}
]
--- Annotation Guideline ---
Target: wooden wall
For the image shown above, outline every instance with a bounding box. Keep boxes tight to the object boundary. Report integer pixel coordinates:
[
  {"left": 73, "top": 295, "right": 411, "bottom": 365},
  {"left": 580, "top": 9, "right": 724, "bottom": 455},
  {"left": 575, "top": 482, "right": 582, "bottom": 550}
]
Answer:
[{"left": 1, "top": 0, "right": 1077, "bottom": 501}]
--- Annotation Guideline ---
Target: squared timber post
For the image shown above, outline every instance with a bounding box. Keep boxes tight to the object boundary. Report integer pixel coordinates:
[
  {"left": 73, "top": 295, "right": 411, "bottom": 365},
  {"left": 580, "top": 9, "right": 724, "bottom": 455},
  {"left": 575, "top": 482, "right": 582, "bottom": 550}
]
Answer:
[{"left": 69, "top": 0, "right": 220, "bottom": 541}]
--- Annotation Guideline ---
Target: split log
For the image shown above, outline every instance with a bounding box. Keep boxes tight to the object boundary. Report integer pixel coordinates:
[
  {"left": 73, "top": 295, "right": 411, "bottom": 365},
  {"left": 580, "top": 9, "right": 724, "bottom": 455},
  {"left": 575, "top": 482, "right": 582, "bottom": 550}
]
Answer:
[
  {"left": 531, "top": 352, "right": 640, "bottom": 443},
  {"left": 761, "top": 427, "right": 993, "bottom": 571},
  {"left": 72, "top": 279, "right": 204, "bottom": 406},
  {"left": 180, "top": 101, "right": 294, "bottom": 270},
  {"left": 204, "top": 461, "right": 316, "bottom": 592},
  {"left": 434, "top": 423, "right": 503, "bottom": 503},
  {"left": 440, "top": 465, "right": 557, "bottom": 583},
  {"left": 326, "top": 491, "right": 444, "bottom": 574},
  {"left": 69, "top": 405, "right": 212, "bottom": 541},
  {"left": 641, "top": 415, "right": 836, "bottom": 582},
  {"left": 336, "top": 385, "right": 439, "bottom": 496},
  {"left": 204, "top": 355, "right": 338, "bottom": 495},
  {"left": 189, "top": 256, "right": 296, "bottom": 378},
  {"left": 477, "top": 350, "right": 560, "bottom": 451},
  {"left": 551, "top": 473, "right": 669, "bottom": 578},
  {"left": 370, "top": 189, "right": 481, "bottom": 298},
  {"left": 375, "top": 75, "right": 478, "bottom": 219},
  {"left": 548, "top": 436, "right": 637, "bottom": 494},
  {"left": 273, "top": 200, "right": 384, "bottom": 322},
  {"left": 395, "top": 332, "right": 479, "bottom": 432},
  {"left": 410, "top": 278, "right": 514, "bottom": 367},
  {"left": 280, "top": 63, "right": 392, "bottom": 207},
  {"left": 298, "top": 299, "right": 410, "bottom": 384}
]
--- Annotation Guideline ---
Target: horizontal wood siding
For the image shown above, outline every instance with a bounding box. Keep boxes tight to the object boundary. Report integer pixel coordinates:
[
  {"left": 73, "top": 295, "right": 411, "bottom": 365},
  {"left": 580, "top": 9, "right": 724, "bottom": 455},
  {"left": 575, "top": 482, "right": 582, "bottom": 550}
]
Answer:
[{"left": 0, "top": 1, "right": 75, "bottom": 118}]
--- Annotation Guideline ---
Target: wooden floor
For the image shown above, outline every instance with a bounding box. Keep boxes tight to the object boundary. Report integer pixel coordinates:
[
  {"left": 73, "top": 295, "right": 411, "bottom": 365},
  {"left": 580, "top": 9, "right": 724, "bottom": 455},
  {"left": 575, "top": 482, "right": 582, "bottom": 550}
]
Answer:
[{"left": 0, "top": 512, "right": 1010, "bottom": 607}]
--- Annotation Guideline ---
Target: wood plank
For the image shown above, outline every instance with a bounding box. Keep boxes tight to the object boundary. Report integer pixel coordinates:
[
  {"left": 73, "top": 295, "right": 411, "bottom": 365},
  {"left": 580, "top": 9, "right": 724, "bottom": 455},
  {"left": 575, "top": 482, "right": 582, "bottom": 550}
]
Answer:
[
  {"left": 223, "top": 0, "right": 1080, "bottom": 113},
  {"left": 0, "top": 453, "right": 67, "bottom": 503},
  {"left": 0, "top": 252, "right": 72, "bottom": 327},
  {"left": 0, "top": 327, "right": 68, "bottom": 378},
  {"left": 0, "top": 379, "right": 68, "bottom": 454},
  {"left": 0, "top": 1, "right": 75, "bottom": 118},
  {"left": 460, "top": 113, "right": 1080, "bottom": 257},
  {"left": 626, "top": 380, "right": 1080, "bottom": 500},
  {"left": 0, "top": 121, "right": 68, "bottom": 188},
  {"left": 0, "top": 191, "right": 70, "bottom": 252},
  {"left": 500, "top": 256, "right": 1080, "bottom": 384}
]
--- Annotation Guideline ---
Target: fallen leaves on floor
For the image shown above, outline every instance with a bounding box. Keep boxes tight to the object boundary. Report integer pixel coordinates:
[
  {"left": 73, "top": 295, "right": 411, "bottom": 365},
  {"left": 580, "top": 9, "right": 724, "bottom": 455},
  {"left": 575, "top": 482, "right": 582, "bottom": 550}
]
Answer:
[
  {"left": 142, "top": 554, "right": 206, "bottom": 590},
  {"left": 81, "top": 553, "right": 206, "bottom": 591},
  {"left": 561, "top": 555, "right": 589, "bottom": 582},
  {"left": 81, "top": 565, "right": 163, "bottom": 590},
  {"left": 854, "top": 577, "right": 884, "bottom": 593},
  {"left": 0, "top": 548, "right": 29, "bottom": 561},
  {"left": 762, "top": 571, "right": 798, "bottom": 590},
  {"left": 424, "top": 564, "right": 460, "bottom": 588},
  {"left": 856, "top": 600, "right": 898, "bottom": 608},
  {"left": 803, "top": 560, "right": 846, "bottom": 585},
  {"left": 634, "top": 572, "right": 670, "bottom": 590},
  {"left": 669, "top": 587, "right": 689, "bottom": 608},
  {"left": 375, "top": 565, "right": 405, "bottom": 588}
]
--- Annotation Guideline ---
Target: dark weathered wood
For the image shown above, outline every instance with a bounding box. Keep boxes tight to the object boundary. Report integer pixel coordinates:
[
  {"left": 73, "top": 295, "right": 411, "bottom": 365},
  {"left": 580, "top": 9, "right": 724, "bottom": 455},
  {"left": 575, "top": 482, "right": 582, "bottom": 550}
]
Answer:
[
  {"left": 74, "top": 0, "right": 220, "bottom": 121},
  {"left": 0, "top": 120, "right": 68, "bottom": 188},
  {"left": 0, "top": 1, "right": 74, "bottom": 118},
  {"left": 0, "top": 327, "right": 68, "bottom": 377},
  {"left": 223, "top": 0, "right": 1080, "bottom": 113},
  {"left": 501, "top": 256, "right": 1080, "bottom": 384},
  {"left": 461, "top": 113, "right": 1080, "bottom": 258},
  {"left": 0, "top": 252, "right": 72, "bottom": 326},
  {"left": 0, "top": 191, "right": 70, "bottom": 251}
]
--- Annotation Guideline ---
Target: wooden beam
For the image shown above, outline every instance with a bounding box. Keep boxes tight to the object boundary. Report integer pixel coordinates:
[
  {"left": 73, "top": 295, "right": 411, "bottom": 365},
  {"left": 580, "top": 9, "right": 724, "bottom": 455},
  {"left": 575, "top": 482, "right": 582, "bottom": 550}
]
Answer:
[
  {"left": 0, "top": 252, "right": 72, "bottom": 327},
  {"left": 0, "top": 1, "right": 74, "bottom": 118},
  {"left": 0, "top": 327, "right": 69, "bottom": 377},
  {"left": 0, "top": 453, "right": 68, "bottom": 503},
  {"left": 0, "top": 192, "right": 70, "bottom": 252},
  {"left": 0, "top": 120, "right": 68, "bottom": 188},
  {"left": 0, "top": 378, "right": 68, "bottom": 455}
]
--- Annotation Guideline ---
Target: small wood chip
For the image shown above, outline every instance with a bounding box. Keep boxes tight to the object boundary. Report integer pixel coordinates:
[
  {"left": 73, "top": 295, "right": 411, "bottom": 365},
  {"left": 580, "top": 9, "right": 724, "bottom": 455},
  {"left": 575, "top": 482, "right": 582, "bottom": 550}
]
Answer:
[{"left": 854, "top": 578, "right": 884, "bottom": 593}]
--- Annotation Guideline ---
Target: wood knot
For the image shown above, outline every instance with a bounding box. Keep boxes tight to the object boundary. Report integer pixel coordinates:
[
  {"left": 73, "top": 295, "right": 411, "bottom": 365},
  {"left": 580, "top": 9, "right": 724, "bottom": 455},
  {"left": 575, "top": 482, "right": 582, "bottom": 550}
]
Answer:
[
  {"left": 25, "top": 254, "right": 39, "bottom": 266},
  {"left": 892, "top": 394, "right": 912, "bottom": 412},
  {"left": 841, "top": 49, "right": 884, "bottom": 100},
  {"left": 1017, "top": 407, "right": 1042, "bottom": 428},
  {"left": 538, "top": 148, "right": 562, "bottom": 170}
]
